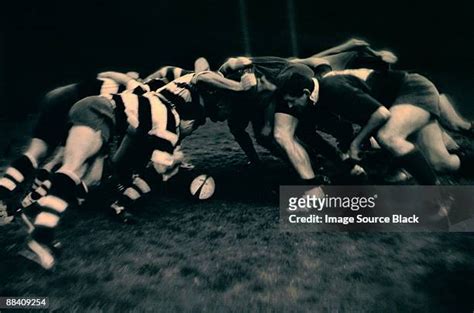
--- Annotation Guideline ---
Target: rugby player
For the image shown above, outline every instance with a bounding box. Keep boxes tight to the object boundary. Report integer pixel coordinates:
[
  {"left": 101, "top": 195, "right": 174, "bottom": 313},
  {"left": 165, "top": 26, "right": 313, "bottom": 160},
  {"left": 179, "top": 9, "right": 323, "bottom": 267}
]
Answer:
[
  {"left": 0, "top": 73, "right": 135, "bottom": 225},
  {"left": 218, "top": 56, "right": 319, "bottom": 165}
]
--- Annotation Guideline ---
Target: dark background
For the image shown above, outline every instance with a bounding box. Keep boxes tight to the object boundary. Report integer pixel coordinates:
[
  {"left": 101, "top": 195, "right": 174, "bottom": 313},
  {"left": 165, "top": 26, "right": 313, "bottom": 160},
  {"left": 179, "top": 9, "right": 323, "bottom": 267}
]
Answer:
[{"left": 0, "top": 0, "right": 473, "bottom": 119}]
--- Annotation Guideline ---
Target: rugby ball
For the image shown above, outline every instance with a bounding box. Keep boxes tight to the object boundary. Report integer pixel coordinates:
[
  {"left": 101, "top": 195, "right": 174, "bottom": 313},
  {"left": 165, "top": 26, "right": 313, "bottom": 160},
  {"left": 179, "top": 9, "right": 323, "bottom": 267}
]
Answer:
[{"left": 190, "top": 174, "right": 215, "bottom": 200}]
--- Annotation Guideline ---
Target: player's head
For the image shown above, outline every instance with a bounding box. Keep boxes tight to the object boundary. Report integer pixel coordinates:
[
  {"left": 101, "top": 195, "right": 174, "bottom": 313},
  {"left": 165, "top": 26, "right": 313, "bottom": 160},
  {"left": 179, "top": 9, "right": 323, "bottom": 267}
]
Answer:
[
  {"left": 126, "top": 71, "right": 140, "bottom": 79},
  {"left": 194, "top": 57, "right": 210, "bottom": 73},
  {"left": 280, "top": 72, "right": 315, "bottom": 109}
]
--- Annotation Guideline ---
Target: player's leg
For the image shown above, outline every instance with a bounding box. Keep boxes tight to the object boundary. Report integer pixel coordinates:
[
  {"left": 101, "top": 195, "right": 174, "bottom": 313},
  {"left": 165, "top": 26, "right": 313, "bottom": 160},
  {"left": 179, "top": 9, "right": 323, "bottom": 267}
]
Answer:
[
  {"left": 376, "top": 104, "right": 438, "bottom": 184},
  {"left": 441, "top": 130, "right": 460, "bottom": 151},
  {"left": 23, "top": 126, "right": 104, "bottom": 269},
  {"left": 0, "top": 139, "right": 44, "bottom": 201},
  {"left": 348, "top": 106, "right": 391, "bottom": 160},
  {"left": 110, "top": 145, "right": 183, "bottom": 224},
  {"left": 418, "top": 120, "right": 474, "bottom": 175},
  {"left": 105, "top": 129, "right": 156, "bottom": 223},
  {"left": 228, "top": 107, "right": 258, "bottom": 164},
  {"left": 0, "top": 84, "right": 81, "bottom": 224},
  {"left": 24, "top": 96, "right": 113, "bottom": 269},
  {"left": 110, "top": 104, "right": 182, "bottom": 223},
  {"left": 438, "top": 94, "right": 473, "bottom": 134},
  {"left": 20, "top": 147, "right": 65, "bottom": 209},
  {"left": 416, "top": 120, "right": 461, "bottom": 173}
]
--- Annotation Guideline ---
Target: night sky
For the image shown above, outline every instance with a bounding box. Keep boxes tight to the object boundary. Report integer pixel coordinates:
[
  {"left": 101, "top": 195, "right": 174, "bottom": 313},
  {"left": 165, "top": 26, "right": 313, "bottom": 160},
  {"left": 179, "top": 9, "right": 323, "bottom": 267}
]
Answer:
[{"left": 1, "top": 0, "right": 473, "bottom": 118}]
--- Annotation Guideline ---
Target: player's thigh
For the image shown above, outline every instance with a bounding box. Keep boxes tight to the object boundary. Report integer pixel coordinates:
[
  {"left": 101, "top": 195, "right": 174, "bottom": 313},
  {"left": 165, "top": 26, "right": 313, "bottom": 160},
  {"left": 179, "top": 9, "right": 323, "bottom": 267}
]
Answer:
[
  {"left": 416, "top": 121, "right": 453, "bottom": 162},
  {"left": 441, "top": 130, "right": 459, "bottom": 151},
  {"left": 82, "top": 156, "right": 105, "bottom": 187},
  {"left": 379, "top": 104, "right": 431, "bottom": 139}
]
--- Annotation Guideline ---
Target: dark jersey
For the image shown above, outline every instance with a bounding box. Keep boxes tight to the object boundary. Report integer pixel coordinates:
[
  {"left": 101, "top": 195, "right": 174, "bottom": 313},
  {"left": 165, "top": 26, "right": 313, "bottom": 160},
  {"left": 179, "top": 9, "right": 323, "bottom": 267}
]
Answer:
[{"left": 315, "top": 69, "right": 407, "bottom": 124}]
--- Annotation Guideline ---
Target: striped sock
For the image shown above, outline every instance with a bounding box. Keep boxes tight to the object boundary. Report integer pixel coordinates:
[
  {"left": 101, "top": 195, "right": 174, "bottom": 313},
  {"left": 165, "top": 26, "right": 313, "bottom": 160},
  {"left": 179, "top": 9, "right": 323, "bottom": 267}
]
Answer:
[
  {"left": 115, "top": 174, "right": 153, "bottom": 209},
  {"left": 0, "top": 155, "right": 35, "bottom": 199},
  {"left": 31, "top": 169, "right": 51, "bottom": 191},
  {"left": 31, "top": 172, "right": 79, "bottom": 246},
  {"left": 21, "top": 169, "right": 52, "bottom": 208}
]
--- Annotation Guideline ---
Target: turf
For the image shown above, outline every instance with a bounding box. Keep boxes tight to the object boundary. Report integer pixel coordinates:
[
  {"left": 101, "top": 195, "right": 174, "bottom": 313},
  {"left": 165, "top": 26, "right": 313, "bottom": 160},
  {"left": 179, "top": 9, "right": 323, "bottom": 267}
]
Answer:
[{"left": 0, "top": 118, "right": 473, "bottom": 313}]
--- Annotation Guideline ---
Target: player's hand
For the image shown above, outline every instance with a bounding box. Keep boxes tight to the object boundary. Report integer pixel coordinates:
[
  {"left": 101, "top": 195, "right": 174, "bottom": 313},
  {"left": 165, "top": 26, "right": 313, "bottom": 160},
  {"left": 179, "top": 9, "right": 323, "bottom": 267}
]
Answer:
[
  {"left": 257, "top": 75, "right": 277, "bottom": 92},
  {"left": 377, "top": 50, "right": 398, "bottom": 64},
  {"left": 348, "top": 144, "right": 362, "bottom": 161},
  {"left": 240, "top": 72, "right": 257, "bottom": 90},
  {"left": 126, "top": 71, "right": 140, "bottom": 79}
]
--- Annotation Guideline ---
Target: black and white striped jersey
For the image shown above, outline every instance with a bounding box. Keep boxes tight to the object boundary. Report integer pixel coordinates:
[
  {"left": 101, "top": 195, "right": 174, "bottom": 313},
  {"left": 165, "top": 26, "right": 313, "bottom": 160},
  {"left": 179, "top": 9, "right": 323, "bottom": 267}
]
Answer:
[
  {"left": 156, "top": 73, "right": 206, "bottom": 125},
  {"left": 130, "top": 66, "right": 194, "bottom": 95},
  {"left": 108, "top": 73, "right": 207, "bottom": 145},
  {"left": 110, "top": 91, "right": 181, "bottom": 153}
]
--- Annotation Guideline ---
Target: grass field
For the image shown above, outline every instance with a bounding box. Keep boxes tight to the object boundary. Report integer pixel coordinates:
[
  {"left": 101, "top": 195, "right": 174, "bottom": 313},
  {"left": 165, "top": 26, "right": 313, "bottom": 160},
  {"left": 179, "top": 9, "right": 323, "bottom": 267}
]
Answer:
[{"left": 0, "top": 117, "right": 473, "bottom": 313}]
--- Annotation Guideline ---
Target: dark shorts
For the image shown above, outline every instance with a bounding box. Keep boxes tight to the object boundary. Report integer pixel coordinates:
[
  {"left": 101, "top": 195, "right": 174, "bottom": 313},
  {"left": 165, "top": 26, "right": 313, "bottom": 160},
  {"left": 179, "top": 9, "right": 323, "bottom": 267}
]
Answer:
[
  {"left": 392, "top": 73, "right": 440, "bottom": 116},
  {"left": 68, "top": 96, "right": 116, "bottom": 143},
  {"left": 33, "top": 83, "right": 82, "bottom": 146},
  {"left": 318, "top": 75, "right": 382, "bottom": 125}
]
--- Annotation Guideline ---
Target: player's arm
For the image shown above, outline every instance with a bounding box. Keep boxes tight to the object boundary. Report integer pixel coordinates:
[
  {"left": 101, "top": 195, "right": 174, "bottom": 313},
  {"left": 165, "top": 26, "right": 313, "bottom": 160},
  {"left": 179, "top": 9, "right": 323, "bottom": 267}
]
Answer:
[
  {"left": 228, "top": 113, "right": 261, "bottom": 165},
  {"left": 322, "top": 79, "right": 391, "bottom": 160},
  {"left": 144, "top": 66, "right": 169, "bottom": 82},
  {"left": 97, "top": 71, "right": 146, "bottom": 91},
  {"left": 273, "top": 113, "right": 316, "bottom": 180},
  {"left": 144, "top": 66, "right": 187, "bottom": 82},
  {"left": 311, "top": 38, "right": 370, "bottom": 58},
  {"left": 349, "top": 106, "right": 391, "bottom": 160},
  {"left": 218, "top": 57, "right": 253, "bottom": 76},
  {"left": 290, "top": 57, "right": 331, "bottom": 70},
  {"left": 260, "top": 96, "right": 277, "bottom": 137},
  {"left": 193, "top": 71, "right": 255, "bottom": 92},
  {"left": 361, "top": 47, "right": 398, "bottom": 64}
]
